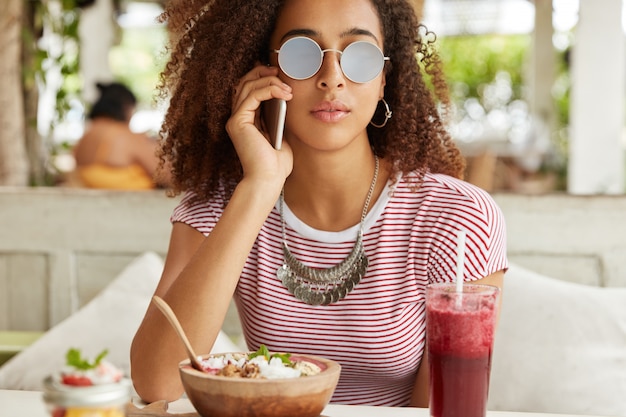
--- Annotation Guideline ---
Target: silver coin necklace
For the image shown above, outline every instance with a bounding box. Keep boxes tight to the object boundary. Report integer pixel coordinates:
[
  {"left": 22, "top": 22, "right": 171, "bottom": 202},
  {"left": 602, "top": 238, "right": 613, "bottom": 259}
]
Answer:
[{"left": 276, "top": 155, "right": 379, "bottom": 306}]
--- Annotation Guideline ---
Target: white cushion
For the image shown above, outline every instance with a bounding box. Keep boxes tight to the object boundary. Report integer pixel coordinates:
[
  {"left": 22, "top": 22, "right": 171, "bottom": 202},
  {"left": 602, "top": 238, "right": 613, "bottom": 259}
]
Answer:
[
  {"left": 0, "top": 252, "right": 239, "bottom": 391},
  {"left": 488, "top": 263, "right": 626, "bottom": 416}
]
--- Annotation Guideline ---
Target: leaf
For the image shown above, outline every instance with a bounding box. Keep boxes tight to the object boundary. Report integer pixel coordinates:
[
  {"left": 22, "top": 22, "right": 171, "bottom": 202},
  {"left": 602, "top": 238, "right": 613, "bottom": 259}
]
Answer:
[
  {"left": 94, "top": 349, "right": 109, "bottom": 366},
  {"left": 271, "top": 352, "right": 292, "bottom": 365},
  {"left": 248, "top": 345, "right": 293, "bottom": 367},
  {"left": 249, "top": 344, "right": 270, "bottom": 360},
  {"left": 65, "top": 348, "right": 109, "bottom": 370}
]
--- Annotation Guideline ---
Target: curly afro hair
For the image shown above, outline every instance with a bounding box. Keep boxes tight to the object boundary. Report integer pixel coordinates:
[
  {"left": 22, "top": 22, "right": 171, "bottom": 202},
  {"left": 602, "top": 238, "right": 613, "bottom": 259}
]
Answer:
[{"left": 156, "top": 0, "right": 465, "bottom": 202}]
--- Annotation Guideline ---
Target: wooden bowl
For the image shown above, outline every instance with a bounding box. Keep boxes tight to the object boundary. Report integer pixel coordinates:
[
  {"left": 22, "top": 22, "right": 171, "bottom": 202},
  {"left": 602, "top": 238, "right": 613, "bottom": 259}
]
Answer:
[{"left": 179, "top": 352, "right": 341, "bottom": 417}]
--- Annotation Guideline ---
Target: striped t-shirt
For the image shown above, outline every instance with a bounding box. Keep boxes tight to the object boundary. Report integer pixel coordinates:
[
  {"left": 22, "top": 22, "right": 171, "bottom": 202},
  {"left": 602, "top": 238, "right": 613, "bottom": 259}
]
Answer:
[{"left": 171, "top": 171, "right": 508, "bottom": 406}]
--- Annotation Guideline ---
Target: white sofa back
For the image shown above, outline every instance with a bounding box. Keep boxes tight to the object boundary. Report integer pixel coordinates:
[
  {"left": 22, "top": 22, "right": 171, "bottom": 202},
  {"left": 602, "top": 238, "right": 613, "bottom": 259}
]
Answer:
[{"left": 2, "top": 188, "right": 626, "bottom": 334}]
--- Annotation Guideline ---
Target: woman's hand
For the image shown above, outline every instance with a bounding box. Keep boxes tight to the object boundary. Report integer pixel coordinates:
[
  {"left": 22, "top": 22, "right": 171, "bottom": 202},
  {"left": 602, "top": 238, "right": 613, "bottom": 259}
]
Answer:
[{"left": 226, "top": 65, "right": 293, "bottom": 186}]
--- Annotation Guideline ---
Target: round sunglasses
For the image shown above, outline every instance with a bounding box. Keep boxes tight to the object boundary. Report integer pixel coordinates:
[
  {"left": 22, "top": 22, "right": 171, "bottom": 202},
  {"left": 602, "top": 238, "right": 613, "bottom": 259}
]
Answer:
[{"left": 272, "top": 36, "right": 390, "bottom": 84}]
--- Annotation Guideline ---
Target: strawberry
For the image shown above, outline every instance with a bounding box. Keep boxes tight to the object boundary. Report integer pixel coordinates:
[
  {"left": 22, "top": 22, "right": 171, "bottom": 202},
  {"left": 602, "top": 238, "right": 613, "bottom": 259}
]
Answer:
[{"left": 61, "top": 374, "right": 93, "bottom": 386}]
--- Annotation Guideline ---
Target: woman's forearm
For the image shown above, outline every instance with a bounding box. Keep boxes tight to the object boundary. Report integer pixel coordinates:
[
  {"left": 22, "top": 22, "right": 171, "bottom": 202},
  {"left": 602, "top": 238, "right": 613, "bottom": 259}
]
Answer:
[{"left": 130, "top": 178, "right": 282, "bottom": 402}]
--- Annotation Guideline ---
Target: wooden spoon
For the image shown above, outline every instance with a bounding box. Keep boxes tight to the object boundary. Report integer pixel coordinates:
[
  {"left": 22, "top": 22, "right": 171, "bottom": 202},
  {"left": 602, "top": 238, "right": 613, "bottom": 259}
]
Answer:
[{"left": 151, "top": 295, "right": 205, "bottom": 372}]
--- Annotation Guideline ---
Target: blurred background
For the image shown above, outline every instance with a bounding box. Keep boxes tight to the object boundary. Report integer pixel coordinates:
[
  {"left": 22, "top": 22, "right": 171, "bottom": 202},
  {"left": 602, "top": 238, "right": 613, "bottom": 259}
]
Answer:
[{"left": 1, "top": 0, "right": 624, "bottom": 194}]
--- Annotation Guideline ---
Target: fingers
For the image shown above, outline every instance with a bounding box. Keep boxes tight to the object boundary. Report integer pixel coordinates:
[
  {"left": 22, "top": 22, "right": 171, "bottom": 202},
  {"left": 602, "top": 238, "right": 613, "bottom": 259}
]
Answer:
[
  {"left": 231, "top": 66, "right": 292, "bottom": 114},
  {"left": 224, "top": 65, "right": 295, "bottom": 186},
  {"left": 231, "top": 66, "right": 276, "bottom": 106},
  {"left": 228, "top": 65, "right": 292, "bottom": 155}
]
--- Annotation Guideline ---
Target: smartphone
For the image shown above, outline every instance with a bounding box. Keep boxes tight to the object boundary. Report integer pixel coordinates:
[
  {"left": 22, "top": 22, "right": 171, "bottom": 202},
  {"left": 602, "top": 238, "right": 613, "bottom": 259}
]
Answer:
[{"left": 263, "top": 98, "right": 286, "bottom": 150}]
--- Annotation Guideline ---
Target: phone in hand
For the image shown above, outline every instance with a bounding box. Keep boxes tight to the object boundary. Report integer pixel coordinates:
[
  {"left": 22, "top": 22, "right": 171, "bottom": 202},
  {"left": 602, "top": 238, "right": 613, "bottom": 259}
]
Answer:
[{"left": 263, "top": 98, "right": 286, "bottom": 150}]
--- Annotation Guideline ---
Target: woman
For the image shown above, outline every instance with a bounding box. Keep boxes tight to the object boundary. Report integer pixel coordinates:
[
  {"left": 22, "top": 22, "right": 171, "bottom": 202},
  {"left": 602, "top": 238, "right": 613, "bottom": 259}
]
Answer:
[
  {"left": 73, "top": 82, "right": 169, "bottom": 189},
  {"left": 131, "top": 0, "right": 507, "bottom": 407}
]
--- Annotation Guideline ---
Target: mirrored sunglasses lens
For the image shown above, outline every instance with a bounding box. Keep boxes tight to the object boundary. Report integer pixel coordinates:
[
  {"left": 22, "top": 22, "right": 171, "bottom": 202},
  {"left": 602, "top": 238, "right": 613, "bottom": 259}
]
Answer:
[
  {"left": 341, "top": 42, "right": 385, "bottom": 83},
  {"left": 278, "top": 37, "right": 322, "bottom": 80}
]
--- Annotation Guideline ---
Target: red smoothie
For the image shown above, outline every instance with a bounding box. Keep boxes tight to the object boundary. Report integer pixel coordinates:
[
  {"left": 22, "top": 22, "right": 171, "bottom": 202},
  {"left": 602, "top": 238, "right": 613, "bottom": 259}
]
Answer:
[{"left": 426, "top": 284, "right": 499, "bottom": 417}]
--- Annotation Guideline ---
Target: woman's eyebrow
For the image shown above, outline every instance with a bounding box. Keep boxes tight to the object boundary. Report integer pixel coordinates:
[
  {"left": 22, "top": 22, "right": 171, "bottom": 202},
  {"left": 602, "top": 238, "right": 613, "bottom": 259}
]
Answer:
[
  {"left": 340, "top": 27, "right": 380, "bottom": 42},
  {"left": 279, "top": 27, "right": 380, "bottom": 43},
  {"left": 280, "top": 29, "right": 319, "bottom": 42}
]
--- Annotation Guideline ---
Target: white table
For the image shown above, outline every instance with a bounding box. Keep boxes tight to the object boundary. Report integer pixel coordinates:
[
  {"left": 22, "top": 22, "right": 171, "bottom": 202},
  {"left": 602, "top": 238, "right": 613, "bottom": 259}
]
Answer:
[{"left": 0, "top": 389, "right": 608, "bottom": 417}]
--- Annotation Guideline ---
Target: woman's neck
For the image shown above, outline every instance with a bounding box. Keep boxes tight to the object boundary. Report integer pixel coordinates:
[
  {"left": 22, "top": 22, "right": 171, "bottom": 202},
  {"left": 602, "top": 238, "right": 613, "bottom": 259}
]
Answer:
[{"left": 283, "top": 151, "right": 388, "bottom": 232}]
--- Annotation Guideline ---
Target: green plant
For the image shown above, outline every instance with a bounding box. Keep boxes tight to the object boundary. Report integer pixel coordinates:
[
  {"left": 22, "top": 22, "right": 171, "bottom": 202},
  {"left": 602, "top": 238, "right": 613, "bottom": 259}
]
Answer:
[
  {"left": 438, "top": 34, "right": 530, "bottom": 105},
  {"left": 437, "top": 34, "right": 569, "bottom": 190},
  {"left": 109, "top": 25, "right": 168, "bottom": 108},
  {"left": 22, "top": 0, "right": 83, "bottom": 185},
  {"left": 39, "top": 0, "right": 82, "bottom": 136}
]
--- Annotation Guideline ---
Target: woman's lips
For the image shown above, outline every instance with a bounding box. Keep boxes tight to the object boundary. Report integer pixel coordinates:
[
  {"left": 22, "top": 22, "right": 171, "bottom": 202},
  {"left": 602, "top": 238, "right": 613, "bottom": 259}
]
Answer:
[
  {"left": 312, "top": 109, "right": 349, "bottom": 122},
  {"left": 311, "top": 101, "right": 350, "bottom": 122}
]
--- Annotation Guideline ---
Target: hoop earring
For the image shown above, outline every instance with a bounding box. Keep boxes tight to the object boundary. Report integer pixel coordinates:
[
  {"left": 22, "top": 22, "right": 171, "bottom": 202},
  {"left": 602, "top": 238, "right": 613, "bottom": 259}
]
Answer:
[{"left": 370, "top": 98, "right": 392, "bottom": 128}]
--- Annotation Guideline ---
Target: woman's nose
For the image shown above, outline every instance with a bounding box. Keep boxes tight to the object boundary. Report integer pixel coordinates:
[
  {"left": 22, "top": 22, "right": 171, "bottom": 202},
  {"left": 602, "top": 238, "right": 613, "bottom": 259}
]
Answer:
[{"left": 316, "top": 50, "right": 345, "bottom": 89}]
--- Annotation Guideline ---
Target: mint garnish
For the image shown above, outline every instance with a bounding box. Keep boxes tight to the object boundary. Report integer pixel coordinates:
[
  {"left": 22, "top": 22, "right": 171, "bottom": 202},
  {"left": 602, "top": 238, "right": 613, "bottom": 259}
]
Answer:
[{"left": 66, "top": 348, "right": 109, "bottom": 370}]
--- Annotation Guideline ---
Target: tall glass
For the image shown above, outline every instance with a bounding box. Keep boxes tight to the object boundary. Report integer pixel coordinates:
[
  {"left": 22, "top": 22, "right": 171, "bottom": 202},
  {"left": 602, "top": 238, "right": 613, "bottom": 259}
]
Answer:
[{"left": 426, "top": 283, "right": 500, "bottom": 417}]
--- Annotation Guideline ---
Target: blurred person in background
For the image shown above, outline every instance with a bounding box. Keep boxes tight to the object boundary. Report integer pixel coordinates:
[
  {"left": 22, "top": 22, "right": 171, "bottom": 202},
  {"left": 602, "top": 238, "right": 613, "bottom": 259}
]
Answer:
[{"left": 72, "top": 82, "right": 170, "bottom": 189}]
